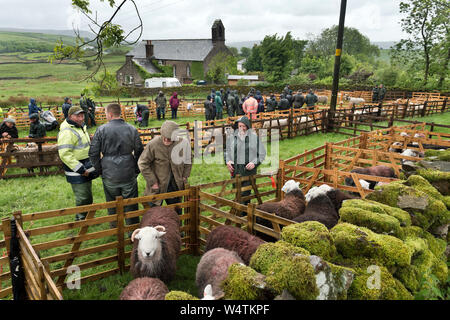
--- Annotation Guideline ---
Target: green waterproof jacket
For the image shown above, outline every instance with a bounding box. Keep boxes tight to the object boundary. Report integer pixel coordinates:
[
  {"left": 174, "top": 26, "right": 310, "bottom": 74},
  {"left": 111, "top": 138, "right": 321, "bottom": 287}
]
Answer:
[
  {"left": 29, "top": 121, "right": 46, "bottom": 138},
  {"left": 215, "top": 91, "right": 223, "bottom": 112}
]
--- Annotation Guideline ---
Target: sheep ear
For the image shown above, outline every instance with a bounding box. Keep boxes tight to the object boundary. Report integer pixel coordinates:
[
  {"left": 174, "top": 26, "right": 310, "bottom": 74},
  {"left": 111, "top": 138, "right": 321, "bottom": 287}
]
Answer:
[
  {"left": 157, "top": 231, "right": 166, "bottom": 238},
  {"left": 131, "top": 229, "right": 141, "bottom": 242}
]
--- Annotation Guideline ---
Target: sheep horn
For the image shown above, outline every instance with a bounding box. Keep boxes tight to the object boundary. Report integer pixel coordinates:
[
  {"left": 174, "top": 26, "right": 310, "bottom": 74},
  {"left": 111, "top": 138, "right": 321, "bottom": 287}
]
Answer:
[
  {"left": 154, "top": 225, "right": 166, "bottom": 232},
  {"left": 131, "top": 228, "right": 141, "bottom": 242}
]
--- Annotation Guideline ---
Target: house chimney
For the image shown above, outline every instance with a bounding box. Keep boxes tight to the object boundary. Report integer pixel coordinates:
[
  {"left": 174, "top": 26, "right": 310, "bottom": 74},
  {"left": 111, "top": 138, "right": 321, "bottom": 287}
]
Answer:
[{"left": 145, "top": 40, "right": 154, "bottom": 59}]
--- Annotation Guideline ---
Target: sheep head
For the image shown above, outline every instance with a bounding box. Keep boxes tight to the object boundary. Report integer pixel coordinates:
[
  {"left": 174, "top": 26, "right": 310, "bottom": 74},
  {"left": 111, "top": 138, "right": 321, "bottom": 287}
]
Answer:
[
  {"left": 281, "top": 180, "right": 301, "bottom": 194},
  {"left": 305, "top": 184, "right": 333, "bottom": 202},
  {"left": 131, "top": 226, "right": 166, "bottom": 260}
]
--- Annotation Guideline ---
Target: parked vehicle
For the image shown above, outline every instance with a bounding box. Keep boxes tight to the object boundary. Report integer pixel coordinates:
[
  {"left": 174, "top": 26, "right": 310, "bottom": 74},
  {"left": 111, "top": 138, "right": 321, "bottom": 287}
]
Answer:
[{"left": 145, "top": 77, "right": 181, "bottom": 88}]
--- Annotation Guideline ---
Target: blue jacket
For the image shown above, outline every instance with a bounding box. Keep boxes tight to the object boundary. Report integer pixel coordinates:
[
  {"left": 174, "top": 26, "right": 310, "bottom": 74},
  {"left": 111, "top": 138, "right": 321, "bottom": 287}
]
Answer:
[{"left": 28, "top": 98, "right": 42, "bottom": 115}]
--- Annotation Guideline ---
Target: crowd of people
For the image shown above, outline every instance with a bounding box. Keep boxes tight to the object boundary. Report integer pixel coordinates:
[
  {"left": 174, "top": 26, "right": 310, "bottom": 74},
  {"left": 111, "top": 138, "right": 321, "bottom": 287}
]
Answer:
[
  {"left": 202, "top": 86, "right": 321, "bottom": 122},
  {"left": 54, "top": 102, "right": 264, "bottom": 225}
]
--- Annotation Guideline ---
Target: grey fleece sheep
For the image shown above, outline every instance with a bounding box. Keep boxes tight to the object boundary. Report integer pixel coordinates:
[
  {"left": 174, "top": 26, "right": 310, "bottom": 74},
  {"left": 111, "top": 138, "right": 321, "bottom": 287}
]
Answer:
[
  {"left": 119, "top": 277, "right": 169, "bottom": 300},
  {"left": 130, "top": 206, "right": 181, "bottom": 283},
  {"left": 344, "top": 165, "right": 397, "bottom": 190},
  {"left": 196, "top": 248, "right": 244, "bottom": 299},
  {"left": 205, "top": 225, "right": 265, "bottom": 265}
]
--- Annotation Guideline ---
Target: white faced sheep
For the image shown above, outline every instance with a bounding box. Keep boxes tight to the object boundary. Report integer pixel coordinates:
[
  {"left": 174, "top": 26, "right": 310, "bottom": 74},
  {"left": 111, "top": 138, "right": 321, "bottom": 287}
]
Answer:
[
  {"left": 294, "top": 184, "right": 355, "bottom": 229},
  {"left": 130, "top": 206, "right": 181, "bottom": 283},
  {"left": 254, "top": 180, "right": 306, "bottom": 241},
  {"left": 347, "top": 97, "right": 365, "bottom": 107},
  {"left": 205, "top": 225, "right": 265, "bottom": 265},
  {"left": 256, "top": 180, "right": 306, "bottom": 220},
  {"left": 196, "top": 248, "right": 244, "bottom": 299},
  {"left": 344, "top": 165, "right": 397, "bottom": 191},
  {"left": 119, "top": 277, "right": 169, "bottom": 300},
  {"left": 317, "top": 95, "right": 328, "bottom": 105},
  {"left": 262, "top": 118, "right": 289, "bottom": 129}
]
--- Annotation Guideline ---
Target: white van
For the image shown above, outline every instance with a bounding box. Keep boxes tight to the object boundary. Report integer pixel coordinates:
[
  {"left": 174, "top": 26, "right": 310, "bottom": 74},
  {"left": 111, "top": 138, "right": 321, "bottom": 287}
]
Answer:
[{"left": 144, "top": 77, "right": 182, "bottom": 88}]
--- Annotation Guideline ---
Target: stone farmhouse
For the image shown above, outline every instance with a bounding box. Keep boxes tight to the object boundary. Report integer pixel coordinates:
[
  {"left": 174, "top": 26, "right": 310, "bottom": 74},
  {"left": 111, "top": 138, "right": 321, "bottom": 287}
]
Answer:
[{"left": 116, "top": 19, "right": 232, "bottom": 86}]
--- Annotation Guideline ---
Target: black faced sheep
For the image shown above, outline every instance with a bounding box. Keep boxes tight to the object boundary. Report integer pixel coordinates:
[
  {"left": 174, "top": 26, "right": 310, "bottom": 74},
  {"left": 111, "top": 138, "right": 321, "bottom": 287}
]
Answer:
[
  {"left": 293, "top": 184, "right": 354, "bottom": 229},
  {"left": 205, "top": 225, "right": 265, "bottom": 265},
  {"left": 119, "top": 277, "right": 169, "bottom": 300},
  {"left": 196, "top": 247, "right": 244, "bottom": 299},
  {"left": 130, "top": 206, "right": 181, "bottom": 283},
  {"left": 256, "top": 180, "right": 306, "bottom": 221},
  {"left": 344, "top": 165, "right": 397, "bottom": 190}
]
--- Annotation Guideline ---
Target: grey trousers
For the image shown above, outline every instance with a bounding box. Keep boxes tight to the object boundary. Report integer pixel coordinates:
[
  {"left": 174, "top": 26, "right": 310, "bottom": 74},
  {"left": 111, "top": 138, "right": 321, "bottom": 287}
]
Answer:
[
  {"left": 102, "top": 178, "right": 140, "bottom": 227},
  {"left": 71, "top": 181, "right": 93, "bottom": 221}
]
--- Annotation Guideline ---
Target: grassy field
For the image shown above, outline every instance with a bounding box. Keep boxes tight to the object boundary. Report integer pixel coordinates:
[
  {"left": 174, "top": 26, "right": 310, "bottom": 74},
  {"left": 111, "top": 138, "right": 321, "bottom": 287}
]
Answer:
[
  {"left": 1, "top": 111, "right": 449, "bottom": 300},
  {"left": 0, "top": 53, "right": 126, "bottom": 99}
]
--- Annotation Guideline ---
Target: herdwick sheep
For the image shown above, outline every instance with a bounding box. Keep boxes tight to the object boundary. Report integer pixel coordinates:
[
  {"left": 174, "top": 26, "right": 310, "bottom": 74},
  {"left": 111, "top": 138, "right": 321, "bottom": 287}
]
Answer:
[
  {"left": 262, "top": 118, "right": 289, "bottom": 129},
  {"left": 130, "top": 207, "right": 181, "bottom": 283},
  {"left": 256, "top": 180, "right": 306, "bottom": 220},
  {"left": 294, "top": 184, "right": 340, "bottom": 229},
  {"left": 13, "top": 143, "right": 60, "bottom": 173},
  {"left": 344, "top": 165, "right": 397, "bottom": 190},
  {"left": 317, "top": 95, "right": 328, "bottom": 105},
  {"left": 196, "top": 248, "right": 244, "bottom": 299},
  {"left": 254, "top": 180, "right": 307, "bottom": 241},
  {"left": 205, "top": 225, "right": 265, "bottom": 265},
  {"left": 347, "top": 97, "right": 365, "bottom": 106},
  {"left": 119, "top": 277, "right": 169, "bottom": 300}
]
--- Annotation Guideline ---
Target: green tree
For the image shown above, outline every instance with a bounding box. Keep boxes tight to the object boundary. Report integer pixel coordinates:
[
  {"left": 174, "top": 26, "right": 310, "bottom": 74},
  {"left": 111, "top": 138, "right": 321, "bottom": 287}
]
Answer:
[
  {"left": 259, "top": 32, "right": 294, "bottom": 82},
  {"left": 206, "top": 52, "right": 237, "bottom": 84},
  {"left": 393, "top": 0, "right": 449, "bottom": 86},
  {"left": 243, "top": 44, "right": 263, "bottom": 72},
  {"left": 291, "top": 39, "right": 308, "bottom": 70},
  {"left": 306, "top": 26, "right": 380, "bottom": 61},
  {"left": 240, "top": 47, "right": 252, "bottom": 59}
]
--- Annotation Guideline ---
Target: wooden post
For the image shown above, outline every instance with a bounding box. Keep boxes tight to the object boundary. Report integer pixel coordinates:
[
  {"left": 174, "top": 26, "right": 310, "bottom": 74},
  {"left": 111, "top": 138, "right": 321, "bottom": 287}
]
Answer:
[
  {"left": 189, "top": 186, "right": 200, "bottom": 256},
  {"left": 246, "top": 203, "right": 256, "bottom": 235},
  {"left": 2, "top": 218, "right": 12, "bottom": 256},
  {"left": 276, "top": 168, "right": 283, "bottom": 201},
  {"left": 116, "top": 196, "right": 125, "bottom": 275},
  {"left": 402, "top": 99, "right": 409, "bottom": 118},
  {"left": 441, "top": 98, "right": 447, "bottom": 113},
  {"left": 421, "top": 101, "right": 428, "bottom": 117}
]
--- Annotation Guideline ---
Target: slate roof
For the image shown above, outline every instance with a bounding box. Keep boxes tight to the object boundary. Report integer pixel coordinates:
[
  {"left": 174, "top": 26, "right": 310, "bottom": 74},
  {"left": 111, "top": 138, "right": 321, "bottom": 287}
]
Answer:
[{"left": 127, "top": 39, "right": 214, "bottom": 62}]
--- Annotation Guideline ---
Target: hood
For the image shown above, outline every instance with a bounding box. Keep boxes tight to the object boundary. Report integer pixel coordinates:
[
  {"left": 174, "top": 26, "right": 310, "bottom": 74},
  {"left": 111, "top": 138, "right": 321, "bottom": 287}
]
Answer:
[
  {"left": 29, "top": 98, "right": 36, "bottom": 105},
  {"left": 215, "top": 91, "right": 221, "bottom": 96},
  {"left": 29, "top": 113, "right": 40, "bottom": 121},
  {"left": 172, "top": 92, "right": 178, "bottom": 98},
  {"left": 158, "top": 91, "right": 164, "bottom": 96},
  {"left": 234, "top": 116, "right": 251, "bottom": 130},
  {"left": 161, "top": 121, "right": 179, "bottom": 139}
]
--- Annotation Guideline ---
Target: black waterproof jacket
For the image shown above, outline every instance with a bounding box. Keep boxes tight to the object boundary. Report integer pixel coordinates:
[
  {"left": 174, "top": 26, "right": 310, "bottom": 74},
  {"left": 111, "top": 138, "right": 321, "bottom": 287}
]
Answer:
[{"left": 89, "top": 119, "right": 144, "bottom": 183}]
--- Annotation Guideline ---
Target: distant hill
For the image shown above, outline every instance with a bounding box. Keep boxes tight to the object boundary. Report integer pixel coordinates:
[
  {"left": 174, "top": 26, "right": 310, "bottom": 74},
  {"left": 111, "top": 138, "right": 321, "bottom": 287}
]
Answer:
[
  {"left": 226, "top": 40, "right": 261, "bottom": 51},
  {"left": 0, "top": 28, "right": 94, "bottom": 39},
  {"left": 0, "top": 29, "right": 92, "bottom": 53},
  {"left": 372, "top": 41, "right": 397, "bottom": 50}
]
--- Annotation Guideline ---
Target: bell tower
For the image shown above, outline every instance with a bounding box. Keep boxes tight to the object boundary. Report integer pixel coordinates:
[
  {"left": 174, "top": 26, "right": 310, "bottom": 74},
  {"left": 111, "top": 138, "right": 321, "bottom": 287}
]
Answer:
[{"left": 211, "top": 19, "right": 225, "bottom": 46}]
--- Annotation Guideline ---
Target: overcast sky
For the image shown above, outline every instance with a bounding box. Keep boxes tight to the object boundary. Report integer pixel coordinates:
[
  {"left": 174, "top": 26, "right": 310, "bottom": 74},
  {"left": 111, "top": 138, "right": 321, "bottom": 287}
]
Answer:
[{"left": 0, "top": 0, "right": 408, "bottom": 43}]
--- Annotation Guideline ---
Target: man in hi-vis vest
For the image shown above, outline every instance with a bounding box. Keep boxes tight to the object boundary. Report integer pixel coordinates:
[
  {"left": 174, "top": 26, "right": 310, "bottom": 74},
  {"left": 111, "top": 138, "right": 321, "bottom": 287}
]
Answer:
[{"left": 58, "top": 106, "right": 98, "bottom": 221}]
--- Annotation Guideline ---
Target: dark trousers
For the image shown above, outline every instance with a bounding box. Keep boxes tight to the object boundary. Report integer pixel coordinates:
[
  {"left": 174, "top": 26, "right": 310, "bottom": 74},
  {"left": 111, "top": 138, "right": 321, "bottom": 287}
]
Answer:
[
  {"left": 157, "top": 107, "right": 165, "bottom": 120},
  {"left": 102, "top": 178, "right": 140, "bottom": 227},
  {"left": 140, "top": 110, "right": 149, "bottom": 127},
  {"left": 171, "top": 108, "right": 178, "bottom": 119},
  {"left": 149, "top": 177, "right": 182, "bottom": 215},
  {"left": 71, "top": 181, "right": 93, "bottom": 221}
]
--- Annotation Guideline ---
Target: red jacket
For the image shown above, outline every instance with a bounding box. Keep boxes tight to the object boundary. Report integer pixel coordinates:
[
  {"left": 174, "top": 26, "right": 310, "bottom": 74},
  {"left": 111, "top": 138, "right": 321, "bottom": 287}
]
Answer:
[{"left": 169, "top": 93, "right": 180, "bottom": 110}]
